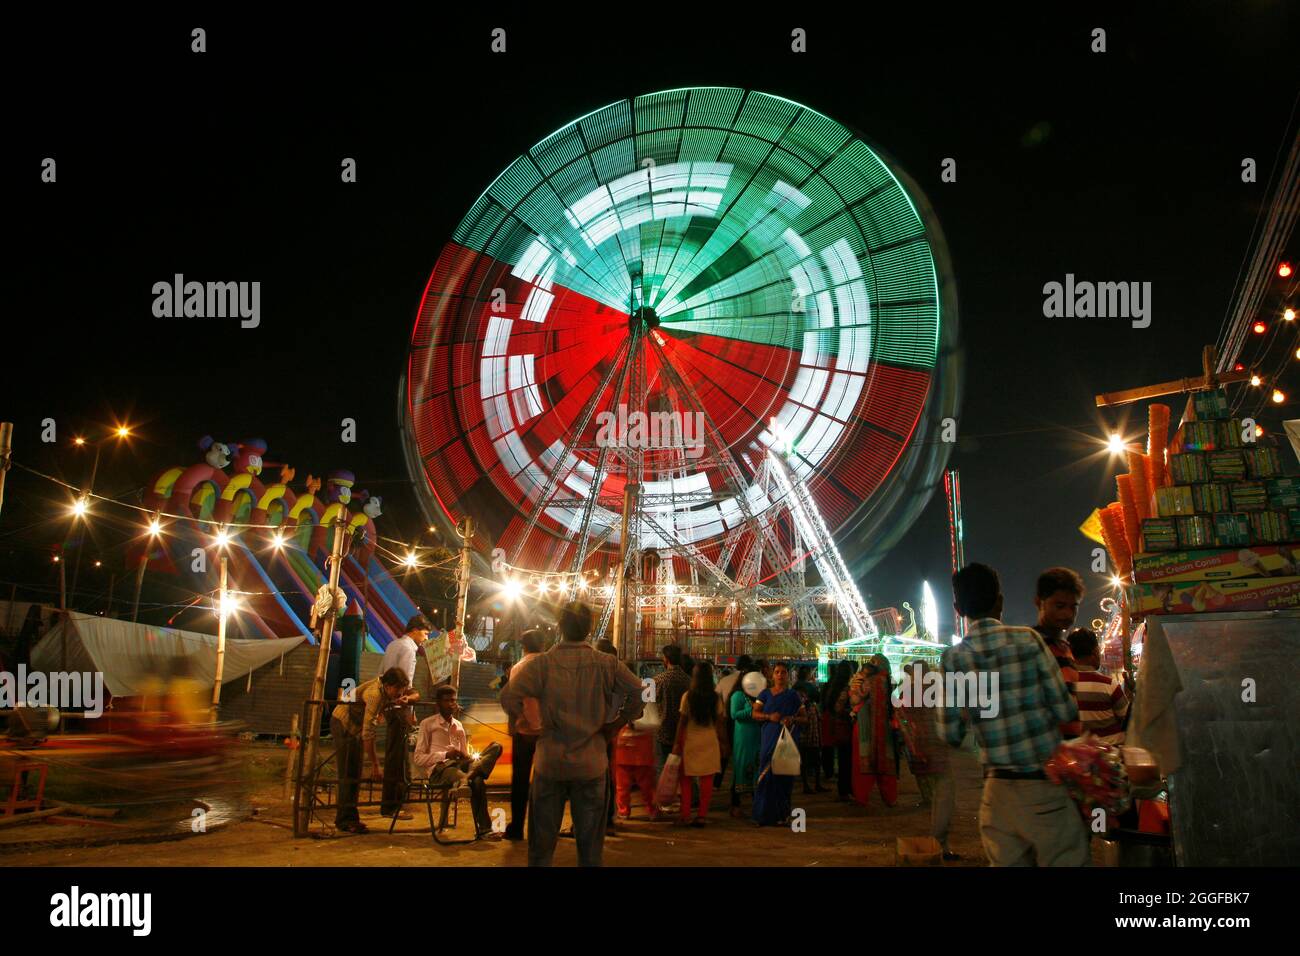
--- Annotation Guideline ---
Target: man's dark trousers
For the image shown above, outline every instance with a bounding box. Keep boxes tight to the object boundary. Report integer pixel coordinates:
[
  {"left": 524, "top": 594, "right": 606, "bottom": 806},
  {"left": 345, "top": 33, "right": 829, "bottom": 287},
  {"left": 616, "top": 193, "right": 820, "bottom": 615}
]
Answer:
[
  {"left": 380, "top": 711, "right": 409, "bottom": 816},
  {"left": 508, "top": 732, "right": 537, "bottom": 837},
  {"left": 330, "top": 716, "right": 362, "bottom": 827}
]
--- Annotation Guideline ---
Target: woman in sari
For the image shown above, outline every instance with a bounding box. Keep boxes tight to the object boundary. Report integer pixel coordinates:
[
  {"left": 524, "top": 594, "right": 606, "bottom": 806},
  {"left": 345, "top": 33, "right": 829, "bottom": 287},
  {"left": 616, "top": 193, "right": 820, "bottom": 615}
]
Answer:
[
  {"left": 751, "top": 662, "right": 807, "bottom": 826},
  {"left": 849, "top": 654, "right": 899, "bottom": 808}
]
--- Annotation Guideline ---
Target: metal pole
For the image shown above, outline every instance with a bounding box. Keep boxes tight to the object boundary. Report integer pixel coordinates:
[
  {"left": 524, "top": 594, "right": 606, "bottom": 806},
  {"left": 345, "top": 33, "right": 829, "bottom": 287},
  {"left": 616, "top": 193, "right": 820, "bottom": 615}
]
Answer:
[
  {"left": 452, "top": 517, "right": 474, "bottom": 690},
  {"left": 0, "top": 422, "right": 12, "bottom": 519},
  {"left": 131, "top": 515, "right": 157, "bottom": 623},
  {"left": 210, "top": 551, "right": 229, "bottom": 720},
  {"left": 59, "top": 557, "right": 67, "bottom": 671},
  {"left": 611, "top": 483, "right": 638, "bottom": 656},
  {"left": 296, "top": 512, "right": 349, "bottom": 835}
]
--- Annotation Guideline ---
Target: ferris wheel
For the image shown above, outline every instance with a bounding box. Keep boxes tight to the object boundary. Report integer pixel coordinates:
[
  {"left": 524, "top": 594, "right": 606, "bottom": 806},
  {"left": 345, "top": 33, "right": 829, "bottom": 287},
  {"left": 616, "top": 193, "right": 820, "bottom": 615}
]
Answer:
[{"left": 403, "top": 88, "right": 959, "bottom": 642}]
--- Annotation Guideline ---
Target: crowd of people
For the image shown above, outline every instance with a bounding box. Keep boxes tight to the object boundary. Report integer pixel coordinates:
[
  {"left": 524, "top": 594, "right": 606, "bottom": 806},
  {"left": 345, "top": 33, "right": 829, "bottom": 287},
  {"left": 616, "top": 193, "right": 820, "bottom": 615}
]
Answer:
[{"left": 330, "top": 561, "right": 1131, "bottom": 867}]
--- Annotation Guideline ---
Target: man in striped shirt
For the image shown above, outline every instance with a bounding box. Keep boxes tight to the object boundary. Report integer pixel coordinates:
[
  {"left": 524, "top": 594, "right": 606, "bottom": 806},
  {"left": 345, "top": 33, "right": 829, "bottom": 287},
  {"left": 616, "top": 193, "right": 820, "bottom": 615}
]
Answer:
[
  {"left": 940, "top": 563, "right": 1090, "bottom": 866},
  {"left": 1067, "top": 627, "right": 1130, "bottom": 744},
  {"left": 1031, "top": 567, "right": 1085, "bottom": 739}
]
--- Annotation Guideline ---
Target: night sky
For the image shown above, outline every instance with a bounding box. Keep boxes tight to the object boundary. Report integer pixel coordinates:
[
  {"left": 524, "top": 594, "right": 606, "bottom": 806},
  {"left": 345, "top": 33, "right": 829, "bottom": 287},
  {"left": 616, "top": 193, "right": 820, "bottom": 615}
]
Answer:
[{"left": 7, "top": 6, "right": 1299, "bottom": 637}]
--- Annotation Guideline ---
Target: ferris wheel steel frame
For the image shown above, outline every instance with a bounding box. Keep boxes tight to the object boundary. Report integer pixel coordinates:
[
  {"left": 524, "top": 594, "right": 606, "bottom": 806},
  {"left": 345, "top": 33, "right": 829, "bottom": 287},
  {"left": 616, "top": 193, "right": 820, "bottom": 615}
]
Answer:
[{"left": 402, "top": 88, "right": 960, "bottom": 657}]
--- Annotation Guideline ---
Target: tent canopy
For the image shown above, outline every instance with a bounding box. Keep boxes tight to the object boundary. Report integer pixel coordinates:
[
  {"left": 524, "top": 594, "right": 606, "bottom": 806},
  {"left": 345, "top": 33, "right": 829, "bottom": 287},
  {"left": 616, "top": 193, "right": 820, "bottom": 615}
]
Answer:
[{"left": 30, "top": 611, "right": 305, "bottom": 698}]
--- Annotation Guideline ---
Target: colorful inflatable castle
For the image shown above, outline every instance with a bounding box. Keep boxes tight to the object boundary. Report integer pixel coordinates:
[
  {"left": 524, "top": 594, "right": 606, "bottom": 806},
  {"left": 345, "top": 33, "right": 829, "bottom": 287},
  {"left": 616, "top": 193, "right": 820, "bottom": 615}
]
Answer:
[{"left": 139, "top": 436, "right": 420, "bottom": 650}]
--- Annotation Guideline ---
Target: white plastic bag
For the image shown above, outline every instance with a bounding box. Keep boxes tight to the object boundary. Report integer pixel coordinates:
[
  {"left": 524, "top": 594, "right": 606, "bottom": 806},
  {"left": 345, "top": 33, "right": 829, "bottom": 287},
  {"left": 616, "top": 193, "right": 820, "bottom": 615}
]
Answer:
[
  {"left": 771, "top": 726, "right": 801, "bottom": 776},
  {"left": 654, "top": 753, "right": 681, "bottom": 805}
]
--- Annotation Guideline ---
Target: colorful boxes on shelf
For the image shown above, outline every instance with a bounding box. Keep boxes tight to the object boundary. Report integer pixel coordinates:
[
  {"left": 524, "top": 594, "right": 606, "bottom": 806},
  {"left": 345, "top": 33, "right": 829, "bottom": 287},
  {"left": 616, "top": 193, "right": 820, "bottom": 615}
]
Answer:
[
  {"left": 1216, "top": 420, "right": 1244, "bottom": 448},
  {"left": 1191, "top": 482, "right": 1231, "bottom": 514},
  {"left": 1230, "top": 481, "right": 1268, "bottom": 511},
  {"left": 1207, "top": 451, "right": 1247, "bottom": 481},
  {"left": 1175, "top": 515, "right": 1212, "bottom": 548},
  {"left": 1271, "top": 478, "right": 1300, "bottom": 510},
  {"left": 1141, "top": 518, "right": 1179, "bottom": 552},
  {"left": 1154, "top": 486, "right": 1195, "bottom": 517},
  {"left": 1134, "top": 576, "right": 1300, "bottom": 615},
  {"left": 1133, "top": 544, "right": 1300, "bottom": 583},
  {"left": 1213, "top": 512, "right": 1252, "bottom": 547},
  {"left": 1171, "top": 421, "right": 1219, "bottom": 452},
  {"left": 1169, "top": 453, "right": 1208, "bottom": 484},
  {"left": 1191, "top": 389, "right": 1231, "bottom": 420},
  {"left": 1245, "top": 447, "right": 1283, "bottom": 478},
  {"left": 1249, "top": 510, "right": 1291, "bottom": 544}
]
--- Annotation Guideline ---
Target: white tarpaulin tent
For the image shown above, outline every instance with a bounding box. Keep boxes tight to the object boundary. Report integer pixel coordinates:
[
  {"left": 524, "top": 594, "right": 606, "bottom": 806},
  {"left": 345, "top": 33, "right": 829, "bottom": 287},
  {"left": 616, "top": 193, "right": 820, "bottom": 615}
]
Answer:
[
  {"left": 30, "top": 611, "right": 305, "bottom": 698},
  {"left": 1285, "top": 420, "right": 1300, "bottom": 463}
]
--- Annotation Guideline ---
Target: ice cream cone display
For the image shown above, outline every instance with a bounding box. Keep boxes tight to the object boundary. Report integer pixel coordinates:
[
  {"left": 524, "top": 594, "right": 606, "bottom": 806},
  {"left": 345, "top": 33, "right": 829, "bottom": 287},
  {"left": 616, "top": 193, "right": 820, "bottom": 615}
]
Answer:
[
  {"left": 1116, "top": 474, "right": 1142, "bottom": 554},
  {"left": 1101, "top": 502, "right": 1133, "bottom": 578},
  {"left": 1106, "top": 401, "right": 1300, "bottom": 616},
  {"left": 1128, "top": 450, "right": 1152, "bottom": 521}
]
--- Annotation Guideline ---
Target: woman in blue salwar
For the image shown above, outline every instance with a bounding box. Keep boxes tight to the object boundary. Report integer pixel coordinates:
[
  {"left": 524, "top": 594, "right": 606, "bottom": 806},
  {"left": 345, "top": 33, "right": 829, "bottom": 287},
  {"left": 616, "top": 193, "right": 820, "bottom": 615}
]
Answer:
[{"left": 751, "top": 662, "right": 807, "bottom": 826}]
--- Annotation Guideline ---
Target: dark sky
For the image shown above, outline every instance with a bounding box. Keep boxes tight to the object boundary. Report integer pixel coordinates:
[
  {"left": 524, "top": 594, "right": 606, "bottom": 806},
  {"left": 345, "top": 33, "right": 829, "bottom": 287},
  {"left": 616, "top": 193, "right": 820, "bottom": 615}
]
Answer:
[{"left": 7, "top": 6, "right": 1299, "bottom": 636}]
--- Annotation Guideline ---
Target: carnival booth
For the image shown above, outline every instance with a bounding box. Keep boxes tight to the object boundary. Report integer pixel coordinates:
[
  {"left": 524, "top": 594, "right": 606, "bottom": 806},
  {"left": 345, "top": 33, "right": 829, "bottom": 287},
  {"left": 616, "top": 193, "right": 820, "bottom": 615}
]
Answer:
[{"left": 1094, "top": 394, "right": 1300, "bottom": 866}]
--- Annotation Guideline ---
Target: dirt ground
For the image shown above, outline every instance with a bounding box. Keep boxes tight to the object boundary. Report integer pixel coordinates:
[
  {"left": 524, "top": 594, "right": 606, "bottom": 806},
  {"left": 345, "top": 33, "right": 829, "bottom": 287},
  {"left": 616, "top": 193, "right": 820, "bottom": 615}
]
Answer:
[{"left": 2, "top": 740, "right": 1030, "bottom": 867}]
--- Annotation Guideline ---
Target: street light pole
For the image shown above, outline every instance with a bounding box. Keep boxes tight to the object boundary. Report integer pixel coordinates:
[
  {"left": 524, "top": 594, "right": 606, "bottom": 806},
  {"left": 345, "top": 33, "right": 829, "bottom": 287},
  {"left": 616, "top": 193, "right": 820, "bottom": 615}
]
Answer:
[
  {"left": 210, "top": 550, "right": 229, "bottom": 721},
  {"left": 296, "top": 511, "right": 349, "bottom": 836}
]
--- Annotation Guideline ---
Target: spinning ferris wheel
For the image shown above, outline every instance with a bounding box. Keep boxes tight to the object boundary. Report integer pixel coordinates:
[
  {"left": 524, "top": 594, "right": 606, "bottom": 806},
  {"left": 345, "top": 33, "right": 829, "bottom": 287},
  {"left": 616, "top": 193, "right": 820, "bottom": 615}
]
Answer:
[{"left": 402, "top": 87, "right": 960, "bottom": 647}]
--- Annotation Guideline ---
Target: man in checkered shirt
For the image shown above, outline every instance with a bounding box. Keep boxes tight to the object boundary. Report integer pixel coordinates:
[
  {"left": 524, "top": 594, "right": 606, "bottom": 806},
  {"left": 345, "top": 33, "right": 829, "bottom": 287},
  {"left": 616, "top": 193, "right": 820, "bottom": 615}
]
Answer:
[{"left": 939, "top": 563, "right": 1089, "bottom": 866}]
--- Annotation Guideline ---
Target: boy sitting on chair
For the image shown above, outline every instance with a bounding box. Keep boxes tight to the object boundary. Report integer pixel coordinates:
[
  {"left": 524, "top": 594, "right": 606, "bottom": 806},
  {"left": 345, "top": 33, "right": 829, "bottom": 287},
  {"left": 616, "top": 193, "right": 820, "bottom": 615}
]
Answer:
[{"left": 414, "top": 685, "right": 504, "bottom": 839}]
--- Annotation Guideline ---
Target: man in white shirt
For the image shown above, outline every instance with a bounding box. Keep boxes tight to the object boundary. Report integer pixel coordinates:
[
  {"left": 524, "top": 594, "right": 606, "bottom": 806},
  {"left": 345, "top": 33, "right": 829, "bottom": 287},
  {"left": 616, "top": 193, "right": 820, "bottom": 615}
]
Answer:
[
  {"left": 378, "top": 615, "right": 429, "bottom": 818},
  {"left": 414, "top": 685, "right": 503, "bottom": 838}
]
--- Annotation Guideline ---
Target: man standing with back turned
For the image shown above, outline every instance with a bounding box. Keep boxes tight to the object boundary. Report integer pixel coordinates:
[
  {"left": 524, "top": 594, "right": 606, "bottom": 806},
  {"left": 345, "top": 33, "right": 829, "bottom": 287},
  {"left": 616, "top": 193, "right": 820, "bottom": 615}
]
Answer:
[
  {"left": 940, "top": 563, "right": 1088, "bottom": 866},
  {"left": 500, "top": 601, "right": 645, "bottom": 866}
]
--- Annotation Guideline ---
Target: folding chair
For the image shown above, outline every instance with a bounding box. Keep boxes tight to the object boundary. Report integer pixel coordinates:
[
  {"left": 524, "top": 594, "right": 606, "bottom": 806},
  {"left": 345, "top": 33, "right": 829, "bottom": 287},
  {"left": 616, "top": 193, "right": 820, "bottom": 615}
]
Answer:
[{"left": 387, "top": 763, "right": 477, "bottom": 845}]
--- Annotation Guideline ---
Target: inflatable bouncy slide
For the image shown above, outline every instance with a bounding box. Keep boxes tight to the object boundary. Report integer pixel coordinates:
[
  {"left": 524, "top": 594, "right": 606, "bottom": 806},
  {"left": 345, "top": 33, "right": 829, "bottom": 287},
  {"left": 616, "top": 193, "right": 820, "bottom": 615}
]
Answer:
[{"left": 138, "top": 437, "right": 420, "bottom": 650}]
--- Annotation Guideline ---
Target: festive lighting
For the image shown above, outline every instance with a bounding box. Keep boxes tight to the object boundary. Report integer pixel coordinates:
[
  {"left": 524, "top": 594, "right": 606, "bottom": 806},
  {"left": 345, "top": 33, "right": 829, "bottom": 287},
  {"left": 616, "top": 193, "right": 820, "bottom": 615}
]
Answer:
[
  {"left": 1111, "top": 576, "right": 1124, "bottom": 589},
  {"left": 1280, "top": 262, "right": 1293, "bottom": 278},
  {"left": 1107, "top": 433, "right": 1127, "bottom": 454},
  {"left": 52, "top": 555, "right": 60, "bottom": 563},
  {"left": 1285, "top": 309, "right": 1296, "bottom": 322},
  {"left": 218, "top": 593, "right": 241, "bottom": 620},
  {"left": 921, "top": 581, "right": 939, "bottom": 639},
  {"left": 71, "top": 497, "right": 89, "bottom": 518},
  {"left": 93, "top": 560, "right": 102, "bottom": 568},
  {"left": 502, "top": 578, "right": 523, "bottom": 600},
  {"left": 1256, "top": 425, "right": 1265, "bottom": 436},
  {"left": 1272, "top": 389, "right": 1286, "bottom": 404},
  {"left": 270, "top": 531, "right": 284, "bottom": 549},
  {"left": 1253, "top": 321, "right": 1267, "bottom": 334},
  {"left": 213, "top": 527, "right": 230, "bottom": 548},
  {"left": 403, "top": 552, "right": 419, "bottom": 568},
  {"left": 147, "top": 519, "right": 162, "bottom": 536},
  {"left": 115, "top": 426, "right": 131, "bottom": 438},
  {"left": 1251, "top": 374, "right": 1262, "bottom": 387},
  {"left": 73, "top": 436, "right": 86, "bottom": 446}
]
